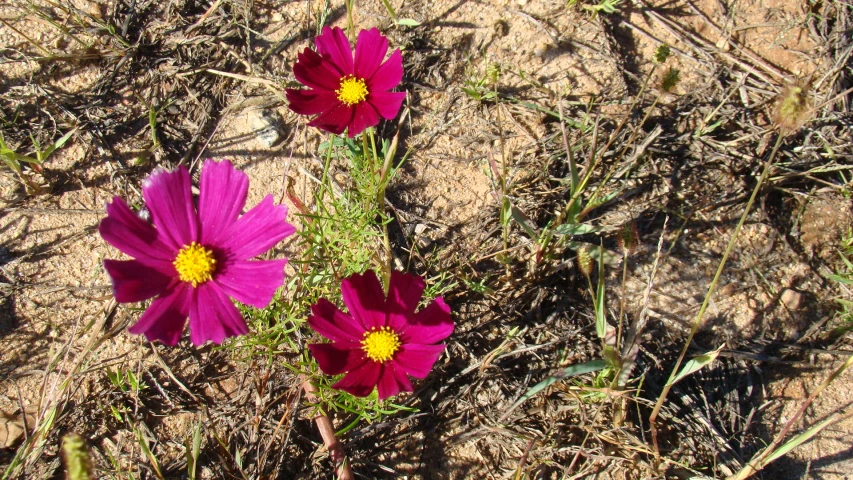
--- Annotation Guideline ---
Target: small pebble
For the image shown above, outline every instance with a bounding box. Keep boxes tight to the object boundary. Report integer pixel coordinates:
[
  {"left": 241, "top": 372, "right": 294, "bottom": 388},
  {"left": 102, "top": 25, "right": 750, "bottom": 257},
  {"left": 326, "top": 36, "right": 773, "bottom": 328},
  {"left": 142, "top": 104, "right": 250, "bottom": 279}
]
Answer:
[{"left": 781, "top": 288, "right": 804, "bottom": 310}]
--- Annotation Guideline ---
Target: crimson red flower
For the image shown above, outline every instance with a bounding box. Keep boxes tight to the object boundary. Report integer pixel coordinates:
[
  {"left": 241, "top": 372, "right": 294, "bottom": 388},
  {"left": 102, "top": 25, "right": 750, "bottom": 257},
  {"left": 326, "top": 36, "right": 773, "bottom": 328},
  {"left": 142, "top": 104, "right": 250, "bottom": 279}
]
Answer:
[
  {"left": 308, "top": 270, "right": 453, "bottom": 400},
  {"left": 286, "top": 26, "right": 405, "bottom": 138}
]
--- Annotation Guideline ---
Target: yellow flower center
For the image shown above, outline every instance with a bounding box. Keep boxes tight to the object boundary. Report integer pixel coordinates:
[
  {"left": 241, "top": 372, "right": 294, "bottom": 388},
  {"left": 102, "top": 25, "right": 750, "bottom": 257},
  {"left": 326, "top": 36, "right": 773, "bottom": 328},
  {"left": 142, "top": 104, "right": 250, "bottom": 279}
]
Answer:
[
  {"left": 336, "top": 75, "right": 368, "bottom": 106},
  {"left": 361, "top": 326, "right": 401, "bottom": 363},
  {"left": 173, "top": 242, "right": 216, "bottom": 287}
]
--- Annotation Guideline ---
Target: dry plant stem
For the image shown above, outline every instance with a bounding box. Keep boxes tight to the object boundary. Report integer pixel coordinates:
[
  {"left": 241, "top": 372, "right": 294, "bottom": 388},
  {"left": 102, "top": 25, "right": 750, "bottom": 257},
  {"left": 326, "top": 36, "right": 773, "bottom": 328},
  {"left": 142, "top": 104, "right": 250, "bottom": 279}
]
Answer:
[
  {"left": 302, "top": 380, "right": 354, "bottom": 480},
  {"left": 729, "top": 353, "right": 853, "bottom": 480},
  {"left": 649, "top": 132, "right": 786, "bottom": 457}
]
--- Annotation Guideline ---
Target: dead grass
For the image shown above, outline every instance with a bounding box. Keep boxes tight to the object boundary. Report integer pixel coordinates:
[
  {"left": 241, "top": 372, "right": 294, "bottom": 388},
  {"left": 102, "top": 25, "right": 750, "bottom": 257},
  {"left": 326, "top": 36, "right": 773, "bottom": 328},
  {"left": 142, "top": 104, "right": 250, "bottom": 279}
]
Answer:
[{"left": 1, "top": 0, "right": 853, "bottom": 479}]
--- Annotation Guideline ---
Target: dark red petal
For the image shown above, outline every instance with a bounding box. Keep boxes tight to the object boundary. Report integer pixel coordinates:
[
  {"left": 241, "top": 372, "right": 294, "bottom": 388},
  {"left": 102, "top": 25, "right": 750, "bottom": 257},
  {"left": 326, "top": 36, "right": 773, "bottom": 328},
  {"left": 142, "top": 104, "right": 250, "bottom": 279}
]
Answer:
[
  {"left": 309, "top": 343, "right": 366, "bottom": 375},
  {"left": 347, "top": 101, "right": 380, "bottom": 138},
  {"left": 308, "top": 103, "right": 355, "bottom": 136},
  {"left": 198, "top": 160, "right": 248, "bottom": 246},
  {"left": 99, "top": 196, "right": 174, "bottom": 261},
  {"left": 188, "top": 282, "right": 249, "bottom": 345},
  {"left": 367, "top": 91, "right": 406, "bottom": 120},
  {"left": 104, "top": 259, "right": 173, "bottom": 303},
  {"left": 367, "top": 48, "right": 403, "bottom": 92},
  {"left": 341, "top": 270, "right": 386, "bottom": 330},
  {"left": 307, "top": 298, "right": 365, "bottom": 343},
  {"left": 399, "top": 297, "right": 454, "bottom": 345},
  {"left": 215, "top": 258, "right": 286, "bottom": 308},
  {"left": 386, "top": 271, "right": 425, "bottom": 331},
  {"left": 332, "top": 360, "right": 382, "bottom": 397},
  {"left": 377, "top": 362, "right": 413, "bottom": 400},
  {"left": 142, "top": 166, "right": 200, "bottom": 250},
  {"left": 286, "top": 89, "right": 341, "bottom": 116},
  {"left": 293, "top": 48, "right": 345, "bottom": 89},
  {"left": 393, "top": 343, "right": 445, "bottom": 379},
  {"left": 315, "top": 26, "right": 354, "bottom": 75},
  {"left": 354, "top": 28, "right": 388, "bottom": 80},
  {"left": 127, "top": 283, "right": 192, "bottom": 346}
]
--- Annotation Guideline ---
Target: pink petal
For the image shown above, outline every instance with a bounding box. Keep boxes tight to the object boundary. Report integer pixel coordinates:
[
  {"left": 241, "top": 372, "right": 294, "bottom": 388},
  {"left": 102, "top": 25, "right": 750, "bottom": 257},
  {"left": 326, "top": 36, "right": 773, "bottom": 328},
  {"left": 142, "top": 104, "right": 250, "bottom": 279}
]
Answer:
[
  {"left": 293, "top": 48, "right": 345, "bottom": 89},
  {"left": 309, "top": 343, "right": 366, "bottom": 375},
  {"left": 104, "top": 259, "right": 173, "bottom": 303},
  {"left": 215, "top": 195, "right": 295, "bottom": 260},
  {"left": 332, "top": 360, "right": 382, "bottom": 397},
  {"left": 214, "top": 258, "right": 286, "bottom": 308},
  {"left": 127, "top": 283, "right": 192, "bottom": 346},
  {"left": 377, "top": 362, "right": 413, "bottom": 400},
  {"left": 341, "top": 270, "right": 387, "bottom": 330},
  {"left": 99, "top": 196, "right": 174, "bottom": 261},
  {"left": 315, "top": 26, "right": 354, "bottom": 76},
  {"left": 367, "top": 91, "right": 406, "bottom": 120},
  {"left": 307, "top": 298, "right": 366, "bottom": 343},
  {"left": 367, "top": 48, "right": 402, "bottom": 92},
  {"left": 354, "top": 28, "right": 388, "bottom": 80},
  {"left": 188, "top": 282, "right": 249, "bottom": 345},
  {"left": 142, "top": 166, "right": 199, "bottom": 251},
  {"left": 399, "top": 297, "right": 454, "bottom": 345},
  {"left": 385, "top": 271, "right": 425, "bottom": 331},
  {"left": 198, "top": 160, "right": 248, "bottom": 246},
  {"left": 347, "top": 101, "right": 380, "bottom": 138},
  {"left": 393, "top": 343, "right": 445, "bottom": 379},
  {"left": 308, "top": 103, "right": 354, "bottom": 135},
  {"left": 286, "top": 89, "right": 342, "bottom": 116}
]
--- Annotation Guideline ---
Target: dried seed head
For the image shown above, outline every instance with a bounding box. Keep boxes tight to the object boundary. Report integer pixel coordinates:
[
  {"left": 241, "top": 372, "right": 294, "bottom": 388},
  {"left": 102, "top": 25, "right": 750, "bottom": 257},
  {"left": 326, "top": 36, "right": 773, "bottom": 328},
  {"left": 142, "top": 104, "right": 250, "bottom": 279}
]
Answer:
[
  {"left": 577, "top": 245, "right": 594, "bottom": 278},
  {"left": 618, "top": 221, "right": 640, "bottom": 255},
  {"left": 660, "top": 67, "right": 680, "bottom": 93},
  {"left": 773, "top": 82, "right": 812, "bottom": 132},
  {"left": 486, "top": 63, "right": 502, "bottom": 85}
]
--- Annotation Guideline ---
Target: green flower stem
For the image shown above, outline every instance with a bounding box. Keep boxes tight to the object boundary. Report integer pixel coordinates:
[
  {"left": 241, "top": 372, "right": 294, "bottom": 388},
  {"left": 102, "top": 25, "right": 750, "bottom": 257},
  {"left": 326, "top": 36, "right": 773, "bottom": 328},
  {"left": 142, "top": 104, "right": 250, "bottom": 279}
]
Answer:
[{"left": 649, "top": 132, "right": 786, "bottom": 456}]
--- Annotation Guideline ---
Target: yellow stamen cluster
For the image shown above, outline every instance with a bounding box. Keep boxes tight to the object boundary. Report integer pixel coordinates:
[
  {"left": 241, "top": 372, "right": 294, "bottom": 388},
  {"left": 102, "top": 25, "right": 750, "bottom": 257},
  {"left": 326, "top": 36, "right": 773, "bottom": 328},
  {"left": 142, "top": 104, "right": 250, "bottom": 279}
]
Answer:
[
  {"left": 173, "top": 242, "right": 216, "bottom": 287},
  {"left": 361, "top": 326, "right": 401, "bottom": 363},
  {"left": 336, "top": 75, "right": 368, "bottom": 106}
]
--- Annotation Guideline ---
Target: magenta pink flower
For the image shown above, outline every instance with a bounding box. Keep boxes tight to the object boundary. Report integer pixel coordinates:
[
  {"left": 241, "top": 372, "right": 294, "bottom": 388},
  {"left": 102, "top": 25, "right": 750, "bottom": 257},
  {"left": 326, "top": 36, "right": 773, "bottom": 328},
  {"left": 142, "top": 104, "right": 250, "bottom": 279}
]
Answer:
[
  {"left": 308, "top": 270, "right": 453, "bottom": 400},
  {"left": 99, "top": 160, "right": 295, "bottom": 346},
  {"left": 286, "top": 26, "right": 405, "bottom": 138}
]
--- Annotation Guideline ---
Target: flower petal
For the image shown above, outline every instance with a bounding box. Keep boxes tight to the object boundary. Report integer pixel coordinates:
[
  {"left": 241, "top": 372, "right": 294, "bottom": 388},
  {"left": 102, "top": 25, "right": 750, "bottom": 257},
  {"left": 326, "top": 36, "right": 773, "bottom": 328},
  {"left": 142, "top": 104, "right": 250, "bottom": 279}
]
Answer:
[
  {"left": 104, "top": 259, "right": 173, "bottom": 303},
  {"left": 188, "top": 282, "right": 249, "bottom": 345},
  {"left": 393, "top": 343, "right": 445, "bottom": 379},
  {"left": 286, "top": 89, "right": 341, "bottom": 116},
  {"left": 198, "top": 160, "right": 248, "bottom": 246},
  {"left": 308, "top": 103, "right": 354, "bottom": 135},
  {"left": 142, "top": 166, "right": 199, "bottom": 251},
  {"left": 377, "top": 362, "right": 413, "bottom": 400},
  {"left": 293, "top": 47, "right": 344, "bottom": 90},
  {"left": 214, "top": 258, "right": 286, "bottom": 308},
  {"left": 399, "top": 297, "right": 454, "bottom": 345},
  {"left": 215, "top": 195, "right": 295, "bottom": 260},
  {"left": 367, "top": 48, "right": 403, "bottom": 92},
  {"left": 315, "top": 26, "right": 354, "bottom": 76},
  {"left": 127, "top": 283, "right": 192, "bottom": 346},
  {"left": 354, "top": 28, "right": 388, "bottom": 80},
  {"left": 309, "top": 343, "right": 366, "bottom": 375},
  {"left": 308, "top": 298, "right": 366, "bottom": 343},
  {"left": 341, "top": 270, "right": 387, "bottom": 330},
  {"left": 367, "top": 91, "right": 406, "bottom": 120},
  {"left": 347, "top": 101, "right": 380, "bottom": 138},
  {"left": 332, "top": 360, "right": 381, "bottom": 397},
  {"left": 385, "top": 270, "right": 425, "bottom": 331},
  {"left": 99, "top": 196, "right": 174, "bottom": 261}
]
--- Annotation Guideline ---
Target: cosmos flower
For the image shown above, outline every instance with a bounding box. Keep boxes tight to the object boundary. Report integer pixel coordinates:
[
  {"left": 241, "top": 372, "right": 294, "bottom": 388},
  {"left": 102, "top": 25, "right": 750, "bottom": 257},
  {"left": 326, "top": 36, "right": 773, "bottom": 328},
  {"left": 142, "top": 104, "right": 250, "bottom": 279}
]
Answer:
[
  {"left": 308, "top": 270, "right": 454, "bottom": 400},
  {"left": 99, "top": 160, "right": 295, "bottom": 346},
  {"left": 286, "top": 26, "right": 406, "bottom": 138}
]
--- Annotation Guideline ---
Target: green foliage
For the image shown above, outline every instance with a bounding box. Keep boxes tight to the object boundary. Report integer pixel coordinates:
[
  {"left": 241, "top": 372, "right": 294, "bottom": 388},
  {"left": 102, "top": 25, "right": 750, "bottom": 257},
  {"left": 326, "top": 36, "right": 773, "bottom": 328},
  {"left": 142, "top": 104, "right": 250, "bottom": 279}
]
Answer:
[
  {"left": 569, "top": 0, "right": 623, "bottom": 17},
  {"left": 654, "top": 44, "right": 671, "bottom": 64},
  {"left": 0, "top": 128, "right": 75, "bottom": 192}
]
